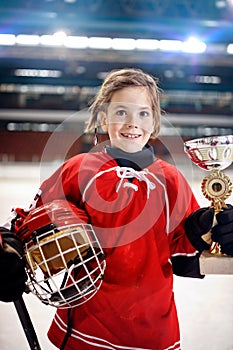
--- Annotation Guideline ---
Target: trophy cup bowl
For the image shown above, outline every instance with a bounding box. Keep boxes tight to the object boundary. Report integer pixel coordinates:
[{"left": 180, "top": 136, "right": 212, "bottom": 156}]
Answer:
[
  {"left": 184, "top": 135, "right": 233, "bottom": 172},
  {"left": 184, "top": 135, "right": 233, "bottom": 211},
  {"left": 184, "top": 135, "right": 233, "bottom": 274}
]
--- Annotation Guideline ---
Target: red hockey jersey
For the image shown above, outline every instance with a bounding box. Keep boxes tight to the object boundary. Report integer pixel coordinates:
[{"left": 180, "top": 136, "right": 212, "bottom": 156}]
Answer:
[{"left": 35, "top": 150, "right": 200, "bottom": 350}]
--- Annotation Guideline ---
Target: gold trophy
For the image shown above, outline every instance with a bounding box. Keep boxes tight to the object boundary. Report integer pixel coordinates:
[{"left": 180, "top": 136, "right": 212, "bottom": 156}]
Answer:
[{"left": 184, "top": 135, "right": 233, "bottom": 274}]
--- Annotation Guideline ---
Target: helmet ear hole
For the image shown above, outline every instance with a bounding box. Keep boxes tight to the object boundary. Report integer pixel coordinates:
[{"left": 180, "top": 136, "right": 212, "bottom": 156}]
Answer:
[{"left": 17, "top": 200, "right": 106, "bottom": 308}]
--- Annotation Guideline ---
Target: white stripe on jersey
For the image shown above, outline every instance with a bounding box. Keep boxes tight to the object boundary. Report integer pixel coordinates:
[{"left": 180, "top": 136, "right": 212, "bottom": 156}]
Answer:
[
  {"left": 54, "top": 312, "right": 151, "bottom": 350},
  {"left": 54, "top": 312, "right": 181, "bottom": 350}
]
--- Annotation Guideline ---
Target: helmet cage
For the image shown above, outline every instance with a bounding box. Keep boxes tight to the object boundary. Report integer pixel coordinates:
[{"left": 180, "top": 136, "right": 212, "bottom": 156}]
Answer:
[{"left": 22, "top": 213, "right": 106, "bottom": 308}]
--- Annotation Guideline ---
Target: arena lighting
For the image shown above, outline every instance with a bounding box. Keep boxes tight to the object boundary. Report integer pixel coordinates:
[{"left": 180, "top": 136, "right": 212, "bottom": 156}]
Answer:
[
  {"left": 227, "top": 43, "right": 233, "bottom": 54},
  {"left": 40, "top": 31, "right": 67, "bottom": 46},
  {"left": 64, "top": 36, "right": 89, "bottom": 48},
  {"left": 14, "top": 69, "right": 62, "bottom": 78},
  {"left": 182, "top": 37, "right": 206, "bottom": 53},
  {"left": 135, "top": 39, "right": 159, "bottom": 50},
  {"left": 190, "top": 75, "right": 221, "bottom": 84},
  {"left": 40, "top": 35, "right": 59, "bottom": 46},
  {"left": 16, "top": 35, "right": 40, "bottom": 46},
  {"left": 215, "top": 0, "right": 227, "bottom": 8},
  {"left": 159, "top": 40, "right": 182, "bottom": 51},
  {"left": 111, "top": 38, "right": 136, "bottom": 50},
  {"left": 88, "top": 37, "right": 112, "bottom": 49},
  {"left": 0, "top": 34, "right": 16, "bottom": 45},
  {"left": 1, "top": 33, "right": 232, "bottom": 55}
]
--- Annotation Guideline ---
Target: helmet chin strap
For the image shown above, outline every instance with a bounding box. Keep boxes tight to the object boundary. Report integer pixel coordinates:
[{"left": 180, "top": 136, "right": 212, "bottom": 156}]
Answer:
[{"left": 49, "top": 247, "right": 104, "bottom": 305}]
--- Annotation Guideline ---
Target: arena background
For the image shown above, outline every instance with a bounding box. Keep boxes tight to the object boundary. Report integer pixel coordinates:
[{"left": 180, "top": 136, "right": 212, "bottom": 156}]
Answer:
[{"left": 0, "top": 1, "right": 233, "bottom": 349}]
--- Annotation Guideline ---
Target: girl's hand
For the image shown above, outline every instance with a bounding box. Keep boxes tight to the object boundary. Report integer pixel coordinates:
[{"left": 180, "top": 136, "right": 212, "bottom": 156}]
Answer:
[
  {"left": 0, "top": 228, "right": 27, "bottom": 302},
  {"left": 211, "top": 204, "right": 233, "bottom": 256}
]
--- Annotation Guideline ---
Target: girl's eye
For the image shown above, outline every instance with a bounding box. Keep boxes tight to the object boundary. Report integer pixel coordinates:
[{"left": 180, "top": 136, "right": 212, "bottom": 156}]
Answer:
[
  {"left": 139, "top": 110, "right": 151, "bottom": 118},
  {"left": 116, "top": 110, "right": 127, "bottom": 117}
]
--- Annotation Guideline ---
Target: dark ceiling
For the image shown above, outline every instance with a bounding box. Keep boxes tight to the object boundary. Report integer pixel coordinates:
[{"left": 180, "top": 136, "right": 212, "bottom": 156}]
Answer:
[
  {"left": 0, "top": 0, "right": 233, "bottom": 120},
  {"left": 0, "top": 0, "right": 232, "bottom": 38}
]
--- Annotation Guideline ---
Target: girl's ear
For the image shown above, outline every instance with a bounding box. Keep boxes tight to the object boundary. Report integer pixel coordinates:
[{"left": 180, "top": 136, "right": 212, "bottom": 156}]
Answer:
[{"left": 99, "top": 111, "right": 108, "bottom": 132}]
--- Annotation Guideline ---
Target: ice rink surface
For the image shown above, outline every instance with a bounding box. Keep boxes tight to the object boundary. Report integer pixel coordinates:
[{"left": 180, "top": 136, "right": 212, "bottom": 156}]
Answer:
[{"left": 0, "top": 162, "right": 233, "bottom": 350}]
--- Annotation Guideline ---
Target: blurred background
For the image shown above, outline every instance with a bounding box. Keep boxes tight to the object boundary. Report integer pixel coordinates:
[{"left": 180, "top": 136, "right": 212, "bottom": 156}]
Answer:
[
  {"left": 0, "top": 1, "right": 233, "bottom": 349},
  {"left": 0, "top": 0, "right": 233, "bottom": 162}
]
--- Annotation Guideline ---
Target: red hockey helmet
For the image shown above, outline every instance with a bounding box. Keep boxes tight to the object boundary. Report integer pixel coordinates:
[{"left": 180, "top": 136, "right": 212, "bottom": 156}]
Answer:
[{"left": 17, "top": 200, "right": 106, "bottom": 308}]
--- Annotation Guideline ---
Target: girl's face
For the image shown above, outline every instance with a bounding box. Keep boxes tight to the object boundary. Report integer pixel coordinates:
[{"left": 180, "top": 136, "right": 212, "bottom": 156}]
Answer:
[{"left": 101, "top": 86, "right": 155, "bottom": 153}]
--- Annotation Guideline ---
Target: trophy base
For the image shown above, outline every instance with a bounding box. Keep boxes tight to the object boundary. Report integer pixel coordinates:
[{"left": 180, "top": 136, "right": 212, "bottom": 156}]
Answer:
[{"left": 200, "top": 251, "right": 233, "bottom": 275}]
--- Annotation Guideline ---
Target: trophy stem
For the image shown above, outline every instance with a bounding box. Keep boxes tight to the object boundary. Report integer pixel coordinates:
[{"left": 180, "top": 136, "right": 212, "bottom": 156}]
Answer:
[
  {"left": 201, "top": 169, "right": 232, "bottom": 212},
  {"left": 201, "top": 169, "right": 232, "bottom": 256}
]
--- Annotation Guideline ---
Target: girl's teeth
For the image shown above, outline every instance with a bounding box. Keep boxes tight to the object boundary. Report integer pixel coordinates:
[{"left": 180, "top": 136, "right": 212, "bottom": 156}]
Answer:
[{"left": 123, "top": 134, "right": 139, "bottom": 138}]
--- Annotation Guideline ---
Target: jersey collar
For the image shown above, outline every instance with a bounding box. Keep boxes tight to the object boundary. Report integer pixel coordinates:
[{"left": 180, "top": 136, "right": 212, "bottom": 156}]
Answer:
[{"left": 104, "top": 144, "right": 155, "bottom": 171}]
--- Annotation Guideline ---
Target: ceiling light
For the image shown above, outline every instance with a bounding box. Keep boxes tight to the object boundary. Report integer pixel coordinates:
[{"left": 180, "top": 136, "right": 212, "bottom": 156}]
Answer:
[
  {"left": 215, "top": 0, "right": 227, "bottom": 8},
  {"left": 182, "top": 37, "right": 206, "bottom": 53},
  {"left": 16, "top": 35, "right": 40, "bottom": 46},
  {"left": 0, "top": 34, "right": 16, "bottom": 46},
  {"left": 53, "top": 31, "right": 67, "bottom": 41},
  {"left": 40, "top": 31, "right": 67, "bottom": 46},
  {"left": 14, "top": 69, "right": 62, "bottom": 78},
  {"left": 112, "top": 38, "right": 136, "bottom": 50},
  {"left": 190, "top": 75, "right": 221, "bottom": 84},
  {"left": 88, "top": 37, "right": 112, "bottom": 49},
  {"left": 64, "top": 36, "right": 89, "bottom": 48},
  {"left": 135, "top": 39, "right": 159, "bottom": 50},
  {"left": 227, "top": 43, "right": 233, "bottom": 54},
  {"left": 159, "top": 40, "right": 182, "bottom": 51}
]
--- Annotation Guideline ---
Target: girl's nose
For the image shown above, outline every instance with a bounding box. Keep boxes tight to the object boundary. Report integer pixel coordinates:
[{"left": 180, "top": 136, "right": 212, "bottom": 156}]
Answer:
[{"left": 126, "top": 114, "right": 139, "bottom": 128}]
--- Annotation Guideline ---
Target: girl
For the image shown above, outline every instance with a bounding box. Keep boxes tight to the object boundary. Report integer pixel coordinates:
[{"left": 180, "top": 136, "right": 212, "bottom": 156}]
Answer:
[
  {"left": 35, "top": 68, "right": 202, "bottom": 350},
  {"left": 3, "top": 68, "right": 228, "bottom": 350}
]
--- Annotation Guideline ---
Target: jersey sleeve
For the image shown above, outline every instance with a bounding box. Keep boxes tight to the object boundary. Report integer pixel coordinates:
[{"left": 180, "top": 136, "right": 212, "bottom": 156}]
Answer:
[
  {"left": 162, "top": 162, "right": 203, "bottom": 278},
  {"left": 36, "top": 154, "right": 85, "bottom": 207}
]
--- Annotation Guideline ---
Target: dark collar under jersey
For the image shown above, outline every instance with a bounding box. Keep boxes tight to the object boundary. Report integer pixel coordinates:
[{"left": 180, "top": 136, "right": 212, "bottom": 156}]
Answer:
[{"left": 104, "top": 144, "right": 155, "bottom": 171}]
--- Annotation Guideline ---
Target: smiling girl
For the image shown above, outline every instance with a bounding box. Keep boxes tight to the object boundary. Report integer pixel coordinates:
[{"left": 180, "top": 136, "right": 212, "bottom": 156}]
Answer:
[
  {"left": 39, "top": 68, "right": 202, "bottom": 350},
  {"left": 0, "top": 68, "right": 206, "bottom": 350}
]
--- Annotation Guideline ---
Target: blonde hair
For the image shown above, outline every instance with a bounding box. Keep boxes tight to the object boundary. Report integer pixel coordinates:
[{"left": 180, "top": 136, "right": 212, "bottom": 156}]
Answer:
[{"left": 85, "top": 68, "right": 161, "bottom": 138}]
